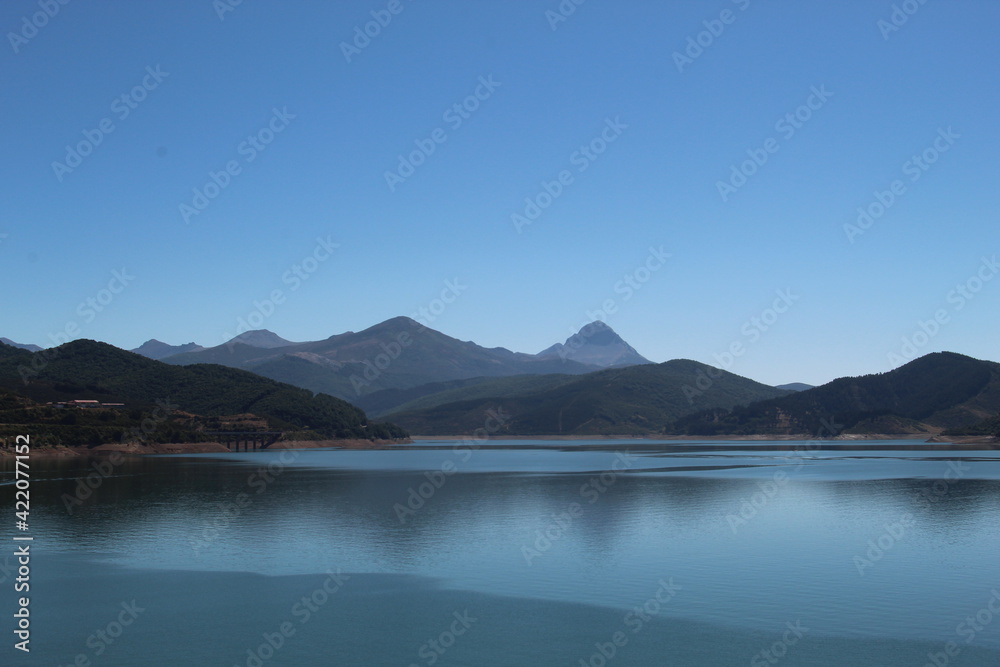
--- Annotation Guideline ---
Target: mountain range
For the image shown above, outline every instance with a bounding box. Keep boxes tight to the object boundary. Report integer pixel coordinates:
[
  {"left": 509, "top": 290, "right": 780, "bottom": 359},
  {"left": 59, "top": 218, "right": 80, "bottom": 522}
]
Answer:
[
  {"left": 381, "top": 352, "right": 1000, "bottom": 438},
  {"left": 0, "top": 337, "right": 42, "bottom": 352},
  {"left": 8, "top": 319, "right": 658, "bottom": 415},
  {"left": 4, "top": 319, "right": 997, "bottom": 440},
  {"left": 130, "top": 339, "right": 205, "bottom": 360},
  {"left": 153, "top": 318, "right": 643, "bottom": 410},
  {"left": 0, "top": 340, "right": 406, "bottom": 447}
]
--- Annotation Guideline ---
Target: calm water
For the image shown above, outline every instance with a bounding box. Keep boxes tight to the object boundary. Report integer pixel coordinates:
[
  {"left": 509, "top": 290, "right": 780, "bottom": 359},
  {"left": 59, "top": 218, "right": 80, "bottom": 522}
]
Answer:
[{"left": 2, "top": 439, "right": 1000, "bottom": 666}]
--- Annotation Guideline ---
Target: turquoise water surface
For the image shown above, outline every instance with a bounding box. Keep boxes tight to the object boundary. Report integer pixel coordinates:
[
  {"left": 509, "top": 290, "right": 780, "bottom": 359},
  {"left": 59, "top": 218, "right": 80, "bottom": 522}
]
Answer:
[{"left": 2, "top": 440, "right": 999, "bottom": 665}]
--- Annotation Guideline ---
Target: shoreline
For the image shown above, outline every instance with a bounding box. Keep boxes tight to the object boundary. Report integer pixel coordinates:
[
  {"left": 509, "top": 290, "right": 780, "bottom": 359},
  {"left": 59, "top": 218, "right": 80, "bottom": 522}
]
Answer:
[
  {"left": 411, "top": 433, "right": 998, "bottom": 443},
  {"left": 0, "top": 437, "right": 411, "bottom": 458},
  {"left": 3, "top": 434, "right": 995, "bottom": 459}
]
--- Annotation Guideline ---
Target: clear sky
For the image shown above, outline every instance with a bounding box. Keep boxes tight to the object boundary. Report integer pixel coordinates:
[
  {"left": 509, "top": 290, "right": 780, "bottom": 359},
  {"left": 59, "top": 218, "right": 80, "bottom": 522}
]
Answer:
[{"left": 2, "top": 0, "right": 998, "bottom": 386}]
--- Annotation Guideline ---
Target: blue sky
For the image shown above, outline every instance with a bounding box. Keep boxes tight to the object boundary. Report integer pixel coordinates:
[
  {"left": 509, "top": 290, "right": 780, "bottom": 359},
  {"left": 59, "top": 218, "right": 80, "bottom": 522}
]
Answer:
[{"left": 2, "top": 0, "right": 998, "bottom": 386}]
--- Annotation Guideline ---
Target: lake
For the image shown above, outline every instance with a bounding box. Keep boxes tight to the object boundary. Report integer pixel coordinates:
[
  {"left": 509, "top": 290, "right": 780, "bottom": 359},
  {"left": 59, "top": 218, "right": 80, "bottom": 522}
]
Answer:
[{"left": 3, "top": 439, "right": 1000, "bottom": 666}]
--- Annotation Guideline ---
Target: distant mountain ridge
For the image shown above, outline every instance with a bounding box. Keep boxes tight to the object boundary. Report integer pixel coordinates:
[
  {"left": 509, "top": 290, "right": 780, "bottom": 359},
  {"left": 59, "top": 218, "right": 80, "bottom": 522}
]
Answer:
[
  {"left": 776, "top": 382, "right": 813, "bottom": 392},
  {"left": 0, "top": 338, "right": 42, "bottom": 352},
  {"left": 131, "top": 339, "right": 205, "bottom": 360},
  {"left": 225, "top": 330, "right": 298, "bottom": 349},
  {"left": 161, "top": 318, "right": 644, "bottom": 409},
  {"left": 11, "top": 320, "right": 654, "bottom": 416}
]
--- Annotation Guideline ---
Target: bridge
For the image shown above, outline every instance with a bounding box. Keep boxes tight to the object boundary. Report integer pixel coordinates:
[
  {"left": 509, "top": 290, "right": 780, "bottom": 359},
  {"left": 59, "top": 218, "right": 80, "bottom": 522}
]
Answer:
[{"left": 204, "top": 431, "right": 284, "bottom": 451}]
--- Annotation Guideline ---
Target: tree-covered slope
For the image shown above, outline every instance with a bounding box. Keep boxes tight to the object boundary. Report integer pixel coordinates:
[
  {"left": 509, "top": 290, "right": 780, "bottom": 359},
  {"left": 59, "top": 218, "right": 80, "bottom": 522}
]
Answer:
[
  {"left": 386, "top": 359, "right": 790, "bottom": 435},
  {"left": 0, "top": 340, "right": 407, "bottom": 444},
  {"left": 666, "top": 352, "right": 1000, "bottom": 436}
]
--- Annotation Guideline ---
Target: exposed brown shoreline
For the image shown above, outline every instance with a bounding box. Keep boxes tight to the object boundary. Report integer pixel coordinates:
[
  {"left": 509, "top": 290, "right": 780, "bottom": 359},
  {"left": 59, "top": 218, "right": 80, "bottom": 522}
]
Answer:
[
  {"left": 412, "top": 433, "right": 998, "bottom": 443},
  {"left": 0, "top": 438, "right": 411, "bottom": 458},
  {"left": 3, "top": 434, "right": 996, "bottom": 459}
]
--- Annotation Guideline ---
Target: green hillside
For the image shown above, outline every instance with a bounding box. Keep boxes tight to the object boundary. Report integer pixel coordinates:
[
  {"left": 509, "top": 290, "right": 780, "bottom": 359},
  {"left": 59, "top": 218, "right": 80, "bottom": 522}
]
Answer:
[
  {"left": 0, "top": 388, "right": 214, "bottom": 448},
  {"left": 943, "top": 413, "right": 1000, "bottom": 437},
  {"left": 0, "top": 340, "right": 407, "bottom": 446},
  {"left": 362, "top": 373, "right": 581, "bottom": 417},
  {"left": 386, "top": 359, "right": 790, "bottom": 435},
  {"left": 667, "top": 352, "right": 1000, "bottom": 436},
  {"left": 352, "top": 376, "right": 500, "bottom": 417}
]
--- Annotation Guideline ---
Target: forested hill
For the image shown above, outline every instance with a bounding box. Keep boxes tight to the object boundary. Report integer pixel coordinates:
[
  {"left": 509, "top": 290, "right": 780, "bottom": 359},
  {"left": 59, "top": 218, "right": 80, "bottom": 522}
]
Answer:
[
  {"left": 0, "top": 339, "right": 407, "bottom": 445},
  {"left": 386, "top": 359, "right": 790, "bottom": 435},
  {"left": 666, "top": 352, "right": 1000, "bottom": 436}
]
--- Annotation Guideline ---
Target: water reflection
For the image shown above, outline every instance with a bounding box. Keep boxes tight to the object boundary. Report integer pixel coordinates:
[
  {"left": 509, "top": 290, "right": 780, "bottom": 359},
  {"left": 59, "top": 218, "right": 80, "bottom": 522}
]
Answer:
[{"left": 2, "top": 443, "right": 999, "bottom": 649}]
